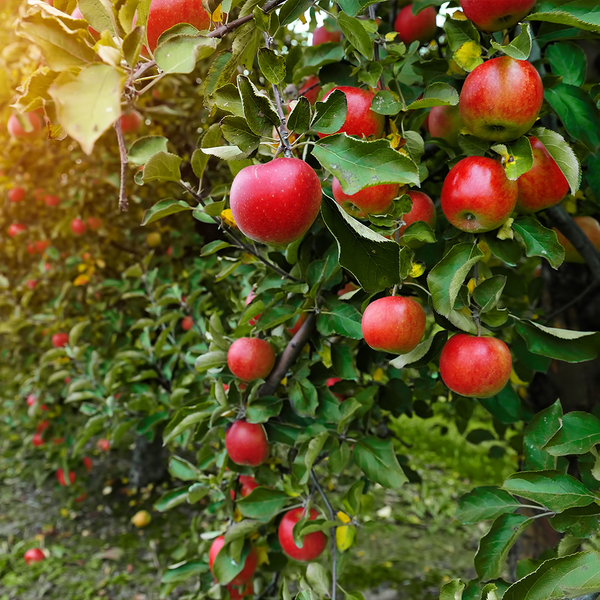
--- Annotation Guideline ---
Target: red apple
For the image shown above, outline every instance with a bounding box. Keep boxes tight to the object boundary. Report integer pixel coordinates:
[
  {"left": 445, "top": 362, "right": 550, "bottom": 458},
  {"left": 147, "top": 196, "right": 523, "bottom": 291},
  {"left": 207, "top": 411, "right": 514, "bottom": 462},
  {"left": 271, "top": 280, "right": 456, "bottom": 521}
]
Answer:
[
  {"left": 74, "top": 492, "right": 87, "bottom": 503},
  {"left": 43, "top": 194, "right": 60, "bottom": 207},
  {"left": 52, "top": 332, "right": 69, "bottom": 348},
  {"left": 7, "top": 112, "right": 43, "bottom": 138},
  {"left": 72, "top": 6, "right": 99, "bottom": 35},
  {"left": 332, "top": 178, "right": 399, "bottom": 218},
  {"left": 86, "top": 216, "right": 103, "bottom": 230},
  {"left": 34, "top": 188, "right": 45, "bottom": 201},
  {"left": 394, "top": 5, "right": 437, "bottom": 45},
  {"left": 43, "top": 262, "right": 52, "bottom": 272},
  {"left": 227, "top": 582, "right": 253, "bottom": 600},
  {"left": 460, "top": 0, "right": 536, "bottom": 32},
  {"left": 229, "top": 157, "right": 322, "bottom": 245},
  {"left": 245, "top": 290, "right": 261, "bottom": 326},
  {"left": 209, "top": 535, "right": 258, "bottom": 584},
  {"left": 8, "top": 187, "right": 26, "bottom": 203},
  {"left": 8, "top": 223, "right": 27, "bottom": 237},
  {"left": 337, "top": 282, "right": 359, "bottom": 296},
  {"left": 287, "top": 313, "right": 307, "bottom": 336},
  {"left": 71, "top": 218, "right": 87, "bottom": 235},
  {"left": 441, "top": 156, "right": 517, "bottom": 233},
  {"left": 182, "top": 316, "right": 194, "bottom": 331},
  {"left": 24, "top": 548, "right": 45, "bottom": 565},
  {"left": 428, "top": 105, "right": 464, "bottom": 147},
  {"left": 239, "top": 475, "right": 259, "bottom": 498},
  {"left": 439, "top": 334, "right": 512, "bottom": 398},
  {"left": 32, "top": 432, "right": 44, "bottom": 447},
  {"left": 327, "top": 377, "right": 347, "bottom": 401},
  {"left": 312, "top": 26, "right": 342, "bottom": 45},
  {"left": 298, "top": 75, "right": 321, "bottom": 105},
  {"left": 225, "top": 420, "right": 269, "bottom": 467},
  {"left": 97, "top": 438, "right": 110, "bottom": 451},
  {"left": 147, "top": 0, "right": 211, "bottom": 52},
  {"left": 37, "top": 420, "right": 50, "bottom": 433},
  {"left": 227, "top": 338, "right": 276, "bottom": 381},
  {"left": 555, "top": 216, "right": 600, "bottom": 264},
  {"left": 397, "top": 191, "right": 437, "bottom": 237},
  {"left": 120, "top": 111, "right": 143, "bottom": 134},
  {"left": 318, "top": 87, "right": 385, "bottom": 139},
  {"left": 57, "top": 468, "right": 76, "bottom": 486},
  {"left": 35, "top": 239, "right": 50, "bottom": 253},
  {"left": 459, "top": 56, "right": 543, "bottom": 142},
  {"left": 83, "top": 456, "right": 92, "bottom": 472},
  {"left": 26, "top": 279, "right": 38, "bottom": 290},
  {"left": 362, "top": 296, "right": 426, "bottom": 354},
  {"left": 516, "top": 136, "right": 569, "bottom": 212},
  {"left": 26, "top": 394, "right": 37, "bottom": 407},
  {"left": 53, "top": 437, "right": 64, "bottom": 445},
  {"left": 278, "top": 508, "right": 327, "bottom": 561},
  {"left": 27, "top": 243, "right": 36, "bottom": 254}
]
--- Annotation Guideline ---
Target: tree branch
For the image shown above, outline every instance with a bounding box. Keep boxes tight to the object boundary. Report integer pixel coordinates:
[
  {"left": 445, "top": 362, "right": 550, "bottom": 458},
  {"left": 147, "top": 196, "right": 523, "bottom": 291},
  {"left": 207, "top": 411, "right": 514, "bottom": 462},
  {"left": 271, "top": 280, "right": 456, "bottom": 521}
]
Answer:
[
  {"left": 258, "top": 313, "right": 316, "bottom": 397},
  {"left": 208, "top": 0, "right": 286, "bottom": 38},
  {"left": 542, "top": 280, "right": 600, "bottom": 324},
  {"left": 114, "top": 119, "right": 129, "bottom": 212}
]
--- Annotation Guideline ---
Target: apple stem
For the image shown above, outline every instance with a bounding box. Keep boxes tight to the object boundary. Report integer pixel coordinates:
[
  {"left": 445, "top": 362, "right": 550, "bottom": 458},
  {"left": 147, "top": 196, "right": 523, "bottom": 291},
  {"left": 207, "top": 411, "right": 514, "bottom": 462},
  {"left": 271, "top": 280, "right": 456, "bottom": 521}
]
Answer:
[
  {"left": 392, "top": 284, "right": 398, "bottom": 296},
  {"left": 114, "top": 119, "right": 129, "bottom": 212}
]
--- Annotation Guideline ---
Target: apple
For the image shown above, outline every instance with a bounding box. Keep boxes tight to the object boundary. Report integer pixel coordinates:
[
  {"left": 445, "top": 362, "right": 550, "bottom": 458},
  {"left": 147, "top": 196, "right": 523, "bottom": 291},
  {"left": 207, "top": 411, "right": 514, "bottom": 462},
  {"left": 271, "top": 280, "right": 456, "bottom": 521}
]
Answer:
[
  {"left": 131, "top": 509, "right": 152, "bottom": 527},
  {"left": 53, "top": 437, "right": 64, "bottom": 445},
  {"left": 362, "top": 296, "right": 426, "bottom": 354},
  {"left": 288, "top": 313, "right": 307, "bottom": 336},
  {"left": 86, "top": 216, "right": 103, "bottom": 230},
  {"left": 460, "top": 0, "right": 536, "bottom": 32},
  {"left": 74, "top": 492, "right": 87, "bottom": 503},
  {"left": 245, "top": 290, "right": 261, "bottom": 326},
  {"left": 43, "top": 262, "right": 52, "bottom": 272},
  {"left": 312, "top": 26, "right": 342, "bottom": 45},
  {"left": 57, "top": 468, "right": 76, "bottom": 486},
  {"left": 394, "top": 5, "right": 437, "bottom": 45},
  {"left": 516, "top": 137, "right": 569, "bottom": 212},
  {"left": 7, "top": 112, "right": 43, "bottom": 138},
  {"left": 396, "top": 191, "right": 437, "bottom": 237},
  {"left": 70, "top": 218, "right": 87, "bottom": 235},
  {"left": 97, "top": 439, "right": 110, "bottom": 451},
  {"left": 147, "top": 0, "right": 211, "bottom": 52},
  {"left": 337, "top": 282, "right": 359, "bottom": 296},
  {"left": 34, "top": 188, "right": 45, "bottom": 201},
  {"left": 52, "top": 332, "right": 69, "bottom": 348},
  {"left": 35, "top": 239, "right": 50, "bottom": 253},
  {"left": 230, "top": 157, "right": 322, "bottom": 246},
  {"left": 37, "top": 420, "right": 50, "bottom": 433},
  {"left": 26, "top": 279, "right": 38, "bottom": 290},
  {"left": 182, "top": 316, "right": 194, "bottom": 331},
  {"left": 147, "top": 232, "right": 162, "bottom": 247},
  {"left": 8, "top": 187, "right": 26, "bottom": 203},
  {"left": 227, "top": 582, "right": 253, "bottom": 600},
  {"left": 555, "top": 216, "right": 600, "bottom": 264},
  {"left": 298, "top": 75, "right": 321, "bottom": 105},
  {"left": 327, "top": 377, "right": 347, "bottom": 401},
  {"left": 439, "top": 334, "right": 512, "bottom": 398},
  {"left": 239, "top": 475, "right": 258, "bottom": 498},
  {"left": 278, "top": 508, "right": 327, "bottom": 561},
  {"left": 318, "top": 87, "right": 385, "bottom": 139},
  {"left": 209, "top": 536, "right": 258, "bottom": 584},
  {"left": 24, "top": 548, "right": 45, "bottom": 565},
  {"left": 83, "top": 456, "right": 93, "bottom": 472},
  {"left": 71, "top": 6, "right": 99, "bottom": 36},
  {"left": 428, "top": 105, "right": 463, "bottom": 147},
  {"left": 441, "top": 156, "right": 517, "bottom": 233},
  {"left": 459, "top": 56, "right": 543, "bottom": 142},
  {"left": 225, "top": 420, "right": 269, "bottom": 467},
  {"left": 332, "top": 179, "right": 399, "bottom": 218},
  {"left": 120, "top": 111, "right": 143, "bottom": 134},
  {"left": 227, "top": 338, "right": 276, "bottom": 381},
  {"left": 8, "top": 223, "right": 27, "bottom": 237},
  {"left": 32, "top": 433, "right": 44, "bottom": 447}
]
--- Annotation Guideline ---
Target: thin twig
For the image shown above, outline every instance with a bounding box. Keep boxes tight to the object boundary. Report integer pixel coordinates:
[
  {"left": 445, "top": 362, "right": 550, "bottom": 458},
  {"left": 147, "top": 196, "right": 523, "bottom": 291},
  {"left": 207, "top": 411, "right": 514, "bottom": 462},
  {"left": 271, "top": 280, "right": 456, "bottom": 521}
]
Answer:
[
  {"left": 114, "top": 119, "right": 129, "bottom": 212},
  {"left": 310, "top": 469, "right": 337, "bottom": 600},
  {"left": 542, "top": 281, "right": 600, "bottom": 324},
  {"left": 208, "top": 0, "right": 286, "bottom": 38},
  {"left": 368, "top": 5, "right": 385, "bottom": 91}
]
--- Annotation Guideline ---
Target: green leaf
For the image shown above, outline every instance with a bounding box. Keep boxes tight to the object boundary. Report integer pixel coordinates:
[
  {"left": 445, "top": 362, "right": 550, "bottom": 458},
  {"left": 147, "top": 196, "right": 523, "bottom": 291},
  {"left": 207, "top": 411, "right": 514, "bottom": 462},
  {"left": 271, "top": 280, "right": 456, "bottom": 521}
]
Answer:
[
  {"left": 49, "top": 65, "right": 126, "bottom": 155},
  {"left": 287, "top": 97, "right": 311, "bottom": 135},
  {"left": 479, "top": 384, "right": 522, "bottom": 425},
  {"left": 195, "top": 351, "right": 228, "bottom": 373},
  {"left": 406, "top": 82, "right": 460, "bottom": 110},
  {"left": 313, "top": 134, "right": 420, "bottom": 194},
  {"left": 390, "top": 332, "right": 440, "bottom": 369},
  {"left": 163, "top": 406, "right": 212, "bottom": 444},
  {"left": 237, "top": 75, "right": 279, "bottom": 137},
  {"left": 169, "top": 455, "right": 200, "bottom": 481},
  {"left": 317, "top": 301, "right": 362, "bottom": 339},
  {"left": 246, "top": 397, "right": 283, "bottom": 423},
  {"left": 458, "top": 487, "right": 521, "bottom": 524},
  {"left": 306, "top": 563, "right": 330, "bottom": 597},
  {"left": 212, "top": 542, "right": 251, "bottom": 585},
  {"left": 472, "top": 276, "right": 507, "bottom": 313},
  {"left": 543, "top": 412, "right": 600, "bottom": 456},
  {"left": 547, "top": 41, "right": 587, "bottom": 86},
  {"left": 161, "top": 561, "right": 208, "bottom": 584},
  {"left": 312, "top": 89, "right": 348, "bottom": 135},
  {"left": 278, "top": 0, "right": 313, "bottom": 26},
  {"left": 526, "top": 2, "right": 600, "bottom": 34},
  {"left": 211, "top": 84, "right": 244, "bottom": 117},
  {"left": 236, "top": 488, "right": 289, "bottom": 521},
  {"left": 289, "top": 379, "right": 319, "bottom": 417},
  {"left": 201, "top": 240, "right": 232, "bottom": 256},
  {"left": 354, "top": 436, "right": 408, "bottom": 489},
  {"left": 128, "top": 136, "right": 169, "bottom": 166},
  {"left": 142, "top": 152, "right": 182, "bottom": 183},
  {"left": 69, "top": 320, "right": 89, "bottom": 347},
  {"left": 221, "top": 116, "right": 261, "bottom": 153},
  {"left": 336, "top": 0, "right": 379, "bottom": 17},
  {"left": 475, "top": 513, "right": 533, "bottom": 581},
  {"left": 550, "top": 504, "right": 600, "bottom": 538},
  {"left": 371, "top": 90, "right": 404, "bottom": 116},
  {"left": 123, "top": 26, "right": 144, "bottom": 68},
  {"left": 154, "top": 33, "right": 218, "bottom": 74},
  {"left": 257, "top": 47, "right": 286, "bottom": 85},
  {"left": 490, "top": 22, "right": 532, "bottom": 60},
  {"left": 439, "top": 579, "right": 465, "bottom": 600},
  {"left": 154, "top": 487, "right": 190, "bottom": 511},
  {"left": 503, "top": 471, "right": 597, "bottom": 512},
  {"left": 524, "top": 400, "right": 562, "bottom": 471},
  {"left": 73, "top": 414, "right": 105, "bottom": 454},
  {"left": 338, "top": 11, "right": 372, "bottom": 59},
  {"left": 141, "top": 199, "right": 192, "bottom": 225},
  {"left": 491, "top": 136, "right": 533, "bottom": 181},
  {"left": 255, "top": 305, "right": 297, "bottom": 331},
  {"left": 503, "top": 551, "right": 600, "bottom": 600},
  {"left": 192, "top": 123, "right": 222, "bottom": 181},
  {"left": 513, "top": 217, "right": 565, "bottom": 269}
]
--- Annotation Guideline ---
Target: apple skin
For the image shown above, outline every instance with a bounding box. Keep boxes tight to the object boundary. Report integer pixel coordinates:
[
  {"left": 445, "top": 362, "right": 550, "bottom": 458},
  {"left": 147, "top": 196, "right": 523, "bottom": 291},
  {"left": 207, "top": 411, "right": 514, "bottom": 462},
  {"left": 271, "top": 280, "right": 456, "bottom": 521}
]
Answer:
[
  {"left": 52, "top": 333, "right": 69, "bottom": 348},
  {"left": 7, "top": 112, "right": 43, "bottom": 138},
  {"left": 459, "top": 56, "right": 543, "bottom": 142},
  {"left": 83, "top": 456, "right": 93, "bottom": 472},
  {"left": 397, "top": 191, "right": 437, "bottom": 237},
  {"left": 227, "top": 582, "right": 253, "bottom": 600},
  {"left": 555, "top": 216, "right": 600, "bottom": 264},
  {"left": 87, "top": 216, "right": 103, "bottom": 230},
  {"left": 131, "top": 510, "right": 151, "bottom": 527},
  {"left": 56, "top": 468, "right": 76, "bottom": 486},
  {"left": 35, "top": 240, "right": 50, "bottom": 253},
  {"left": 26, "top": 279, "right": 38, "bottom": 290},
  {"left": 229, "top": 158, "right": 322, "bottom": 246},
  {"left": 460, "top": 0, "right": 536, "bottom": 32},
  {"left": 147, "top": 0, "right": 211, "bottom": 52},
  {"left": 182, "top": 316, "right": 194, "bottom": 331},
  {"left": 8, "top": 187, "right": 26, "bottom": 203},
  {"left": 287, "top": 312, "right": 307, "bottom": 336},
  {"left": 71, "top": 218, "right": 87, "bottom": 235},
  {"left": 298, "top": 75, "right": 321, "bottom": 105},
  {"left": 428, "top": 105, "right": 463, "bottom": 147},
  {"left": 312, "top": 26, "right": 342, "bottom": 45},
  {"left": 97, "top": 439, "right": 110, "bottom": 451},
  {"left": 225, "top": 420, "right": 269, "bottom": 467},
  {"left": 441, "top": 156, "right": 517, "bottom": 233},
  {"left": 516, "top": 137, "right": 569, "bottom": 213},
  {"left": 44, "top": 194, "right": 60, "bottom": 207},
  {"left": 32, "top": 433, "right": 44, "bottom": 447},
  {"left": 227, "top": 338, "right": 276, "bottom": 381},
  {"left": 394, "top": 5, "right": 437, "bottom": 45},
  {"left": 440, "top": 334, "right": 512, "bottom": 398},
  {"left": 120, "top": 111, "right": 143, "bottom": 134},
  {"left": 37, "top": 420, "right": 50, "bottom": 433},
  {"left": 24, "top": 548, "right": 45, "bottom": 565},
  {"left": 8, "top": 223, "right": 27, "bottom": 237},
  {"left": 332, "top": 178, "right": 399, "bottom": 218},
  {"left": 245, "top": 290, "right": 261, "bottom": 326},
  {"left": 278, "top": 508, "right": 327, "bottom": 561},
  {"left": 362, "top": 296, "right": 426, "bottom": 354},
  {"left": 239, "top": 475, "right": 259, "bottom": 498},
  {"left": 318, "top": 87, "right": 385, "bottom": 139},
  {"left": 209, "top": 536, "right": 258, "bottom": 584},
  {"left": 327, "top": 377, "right": 347, "bottom": 401}
]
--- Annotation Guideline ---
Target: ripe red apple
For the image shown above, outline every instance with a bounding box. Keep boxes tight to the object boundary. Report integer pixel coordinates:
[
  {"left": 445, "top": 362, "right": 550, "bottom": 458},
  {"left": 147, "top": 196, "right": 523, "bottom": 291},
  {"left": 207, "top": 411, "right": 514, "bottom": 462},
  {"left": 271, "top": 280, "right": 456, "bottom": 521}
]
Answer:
[
  {"left": 26, "top": 279, "right": 38, "bottom": 290},
  {"left": 428, "top": 105, "right": 464, "bottom": 147},
  {"left": 8, "top": 187, "right": 26, "bottom": 203},
  {"left": 229, "top": 157, "right": 322, "bottom": 245},
  {"left": 362, "top": 296, "right": 426, "bottom": 354},
  {"left": 460, "top": 0, "right": 536, "bottom": 32},
  {"left": 227, "top": 582, "right": 253, "bottom": 600},
  {"left": 35, "top": 239, "right": 50, "bottom": 253},
  {"left": 43, "top": 262, "right": 52, "bottom": 272},
  {"left": 53, "top": 437, "right": 64, "bottom": 445},
  {"left": 74, "top": 492, "right": 87, "bottom": 503},
  {"left": 318, "top": 87, "right": 385, "bottom": 139},
  {"left": 555, "top": 216, "right": 600, "bottom": 264},
  {"left": 327, "top": 377, "right": 348, "bottom": 401},
  {"left": 441, "top": 156, "right": 517, "bottom": 233},
  {"left": 459, "top": 56, "right": 543, "bottom": 142},
  {"left": 397, "top": 191, "right": 437, "bottom": 237},
  {"left": 209, "top": 535, "right": 258, "bottom": 584},
  {"left": 34, "top": 188, "right": 45, "bottom": 201},
  {"left": 7, "top": 112, "right": 43, "bottom": 138},
  {"left": 278, "top": 508, "right": 327, "bottom": 561},
  {"left": 120, "top": 111, "right": 143, "bottom": 134},
  {"left": 332, "top": 179, "right": 399, "bottom": 218},
  {"left": 227, "top": 338, "right": 276, "bottom": 381},
  {"left": 288, "top": 313, "right": 307, "bottom": 336},
  {"left": 337, "top": 282, "right": 359, "bottom": 296},
  {"left": 298, "top": 75, "right": 321, "bottom": 105},
  {"left": 239, "top": 475, "right": 259, "bottom": 498},
  {"left": 97, "top": 438, "right": 110, "bottom": 451},
  {"left": 57, "top": 468, "right": 76, "bottom": 486},
  {"left": 439, "top": 334, "right": 512, "bottom": 398},
  {"left": 516, "top": 137, "right": 569, "bottom": 212},
  {"left": 32, "top": 432, "right": 44, "bottom": 447},
  {"left": 71, "top": 6, "right": 100, "bottom": 36},
  {"left": 52, "top": 332, "right": 69, "bottom": 348},
  {"left": 182, "top": 316, "right": 194, "bottom": 331},
  {"left": 83, "top": 456, "right": 93, "bottom": 472},
  {"left": 8, "top": 223, "right": 27, "bottom": 237},
  {"left": 37, "top": 420, "right": 50, "bottom": 433},
  {"left": 312, "top": 26, "right": 342, "bottom": 45},
  {"left": 26, "top": 394, "right": 36, "bottom": 407},
  {"left": 245, "top": 290, "right": 261, "bottom": 326},
  {"left": 225, "top": 420, "right": 269, "bottom": 467},
  {"left": 71, "top": 218, "right": 87, "bottom": 235},
  {"left": 147, "top": 0, "right": 211, "bottom": 52},
  {"left": 43, "top": 194, "right": 60, "bottom": 207},
  {"left": 394, "top": 5, "right": 437, "bottom": 45},
  {"left": 24, "top": 548, "right": 45, "bottom": 565},
  {"left": 86, "top": 216, "right": 103, "bottom": 230}
]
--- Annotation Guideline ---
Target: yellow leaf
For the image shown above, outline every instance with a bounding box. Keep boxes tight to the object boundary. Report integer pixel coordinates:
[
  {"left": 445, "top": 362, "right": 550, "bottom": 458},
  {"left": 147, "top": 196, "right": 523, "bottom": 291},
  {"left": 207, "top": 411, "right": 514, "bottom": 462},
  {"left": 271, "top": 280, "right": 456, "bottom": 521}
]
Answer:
[
  {"left": 454, "top": 41, "right": 483, "bottom": 72},
  {"left": 451, "top": 9, "right": 467, "bottom": 20},
  {"left": 496, "top": 218, "right": 514, "bottom": 241},
  {"left": 221, "top": 209, "right": 237, "bottom": 228},
  {"left": 563, "top": 195, "right": 577, "bottom": 214},
  {"left": 510, "top": 369, "right": 527, "bottom": 386},
  {"left": 255, "top": 545, "right": 270, "bottom": 565},
  {"left": 384, "top": 31, "right": 398, "bottom": 42},
  {"left": 298, "top": 13, "right": 306, "bottom": 24},
  {"left": 409, "top": 262, "right": 425, "bottom": 278},
  {"left": 212, "top": 4, "right": 223, "bottom": 23},
  {"left": 373, "top": 368, "right": 384, "bottom": 382},
  {"left": 317, "top": 344, "right": 332, "bottom": 368},
  {"left": 387, "top": 132, "right": 403, "bottom": 150},
  {"left": 467, "top": 278, "right": 476, "bottom": 295},
  {"left": 73, "top": 274, "right": 90, "bottom": 287},
  {"left": 337, "top": 511, "right": 351, "bottom": 524},
  {"left": 336, "top": 524, "right": 356, "bottom": 552},
  {"left": 60, "top": 508, "right": 69, "bottom": 517},
  {"left": 447, "top": 58, "right": 466, "bottom": 77},
  {"left": 77, "top": 263, "right": 87, "bottom": 272},
  {"left": 96, "top": 259, "right": 106, "bottom": 269},
  {"left": 233, "top": 507, "right": 243, "bottom": 522},
  {"left": 281, "top": 377, "right": 287, "bottom": 386}
]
